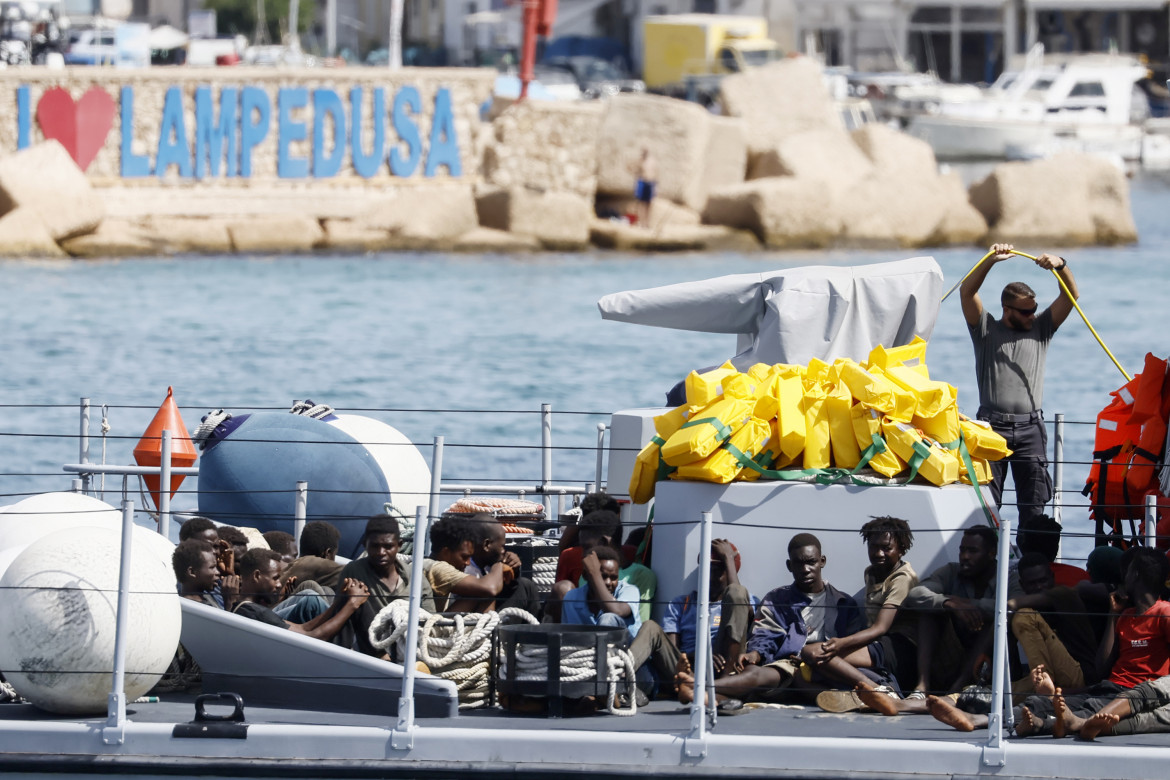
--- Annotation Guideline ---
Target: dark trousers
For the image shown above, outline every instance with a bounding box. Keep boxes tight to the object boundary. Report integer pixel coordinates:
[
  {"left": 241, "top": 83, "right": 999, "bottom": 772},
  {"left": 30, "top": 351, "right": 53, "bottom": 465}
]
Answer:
[
  {"left": 979, "top": 409, "right": 1052, "bottom": 525},
  {"left": 498, "top": 577, "right": 542, "bottom": 619}
]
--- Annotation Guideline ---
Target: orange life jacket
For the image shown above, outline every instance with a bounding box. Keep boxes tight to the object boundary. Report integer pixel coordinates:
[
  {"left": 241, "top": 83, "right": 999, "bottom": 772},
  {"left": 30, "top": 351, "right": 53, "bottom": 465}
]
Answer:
[{"left": 1084, "top": 353, "right": 1170, "bottom": 545}]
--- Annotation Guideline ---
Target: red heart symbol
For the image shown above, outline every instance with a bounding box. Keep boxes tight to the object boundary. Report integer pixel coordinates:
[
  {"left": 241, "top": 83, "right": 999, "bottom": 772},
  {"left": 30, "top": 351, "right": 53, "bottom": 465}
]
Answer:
[{"left": 36, "top": 86, "right": 116, "bottom": 172}]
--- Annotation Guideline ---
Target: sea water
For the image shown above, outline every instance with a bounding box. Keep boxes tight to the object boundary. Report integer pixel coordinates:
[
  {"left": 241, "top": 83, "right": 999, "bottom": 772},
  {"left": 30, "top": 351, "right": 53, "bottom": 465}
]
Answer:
[{"left": 3, "top": 173, "right": 1170, "bottom": 566}]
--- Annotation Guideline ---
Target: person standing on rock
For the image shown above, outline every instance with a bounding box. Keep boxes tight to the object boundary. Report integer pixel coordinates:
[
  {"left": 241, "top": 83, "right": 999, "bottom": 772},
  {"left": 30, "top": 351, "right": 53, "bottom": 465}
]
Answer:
[
  {"left": 960, "top": 242, "right": 1079, "bottom": 525},
  {"left": 630, "top": 148, "right": 656, "bottom": 228}
]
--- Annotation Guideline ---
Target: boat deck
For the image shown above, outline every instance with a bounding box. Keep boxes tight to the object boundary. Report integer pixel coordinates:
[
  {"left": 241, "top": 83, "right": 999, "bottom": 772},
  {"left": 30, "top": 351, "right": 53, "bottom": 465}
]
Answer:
[{"left": 3, "top": 692, "right": 1169, "bottom": 779}]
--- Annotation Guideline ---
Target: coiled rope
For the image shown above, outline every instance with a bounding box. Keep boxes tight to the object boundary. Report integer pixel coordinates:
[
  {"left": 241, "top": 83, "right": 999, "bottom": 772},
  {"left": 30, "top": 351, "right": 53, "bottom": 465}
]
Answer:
[
  {"left": 193, "top": 409, "right": 232, "bottom": 450},
  {"left": 289, "top": 399, "right": 335, "bottom": 419},
  {"left": 369, "top": 601, "right": 539, "bottom": 709},
  {"left": 531, "top": 556, "right": 559, "bottom": 593},
  {"left": 497, "top": 637, "right": 638, "bottom": 717},
  {"left": 368, "top": 601, "right": 637, "bottom": 715}
]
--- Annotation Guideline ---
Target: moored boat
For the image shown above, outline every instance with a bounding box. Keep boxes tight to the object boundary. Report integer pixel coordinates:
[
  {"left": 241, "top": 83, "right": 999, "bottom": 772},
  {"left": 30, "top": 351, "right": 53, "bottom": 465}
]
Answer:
[{"left": 1, "top": 257, "right": 1168, "bottom": 779}]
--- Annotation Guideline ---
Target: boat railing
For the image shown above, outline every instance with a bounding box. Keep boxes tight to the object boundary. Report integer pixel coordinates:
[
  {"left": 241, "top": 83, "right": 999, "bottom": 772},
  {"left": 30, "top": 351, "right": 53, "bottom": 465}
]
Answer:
[{"left": 3, "top": 398, "right": 1168, "bottom": 764}]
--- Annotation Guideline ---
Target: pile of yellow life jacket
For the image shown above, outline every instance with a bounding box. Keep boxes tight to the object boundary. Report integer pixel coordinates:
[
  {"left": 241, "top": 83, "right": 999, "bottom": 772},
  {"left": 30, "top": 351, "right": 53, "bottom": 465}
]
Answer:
[{"left": 629, "top": 337, "right": 1012, "bottom": 504}]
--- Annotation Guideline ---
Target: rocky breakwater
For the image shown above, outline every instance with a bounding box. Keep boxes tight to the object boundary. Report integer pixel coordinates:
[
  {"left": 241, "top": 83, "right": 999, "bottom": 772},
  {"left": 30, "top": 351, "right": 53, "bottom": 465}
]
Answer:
[{"left": 0, "top": 59, "right": 1139, "bottom": 258}]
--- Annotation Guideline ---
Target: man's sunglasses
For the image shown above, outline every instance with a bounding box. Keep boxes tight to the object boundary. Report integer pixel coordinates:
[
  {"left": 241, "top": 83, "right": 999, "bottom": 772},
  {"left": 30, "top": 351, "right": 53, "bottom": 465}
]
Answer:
[{"left": 1005, "top": 304, "right": 1037, "bottom": 316}]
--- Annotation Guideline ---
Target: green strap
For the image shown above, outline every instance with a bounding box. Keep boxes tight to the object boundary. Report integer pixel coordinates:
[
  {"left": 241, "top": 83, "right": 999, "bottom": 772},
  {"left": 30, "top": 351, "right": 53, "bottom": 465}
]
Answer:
[
  {"left": 650, "top": 435, "right": 677, "bottom": 481},
  {"left": 729, "top": 443, "right": 826, "bottom": 482},
  {"left": 680, "top": 416, "right": 732, "bottom": 441},
  {"left": 635, "top": 505, "right": 654, "bottom": 564},
  {"left": 957, "top": 433, "right": 1000, "bottom": 529}
]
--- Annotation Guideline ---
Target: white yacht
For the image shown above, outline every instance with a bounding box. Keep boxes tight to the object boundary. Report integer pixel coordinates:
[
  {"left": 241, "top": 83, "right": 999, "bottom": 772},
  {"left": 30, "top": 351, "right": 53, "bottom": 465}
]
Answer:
[{"left": 907, "top": 48, "right": 1151, "bottom": 162}]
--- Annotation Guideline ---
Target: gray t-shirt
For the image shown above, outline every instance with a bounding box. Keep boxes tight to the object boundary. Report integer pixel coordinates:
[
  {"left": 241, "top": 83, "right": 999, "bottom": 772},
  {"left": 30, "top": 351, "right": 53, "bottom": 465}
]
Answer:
[
  {"left": 969, "top": 308, "right": 1056, "bottom": 414},
  {"left": 801, "top": 588, "right": 837, "bottom": 643}
]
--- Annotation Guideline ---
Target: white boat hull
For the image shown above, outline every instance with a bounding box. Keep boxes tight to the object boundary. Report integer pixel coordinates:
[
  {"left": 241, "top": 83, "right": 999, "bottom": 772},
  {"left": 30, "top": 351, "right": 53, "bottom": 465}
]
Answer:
[{"left": 908, "top": 114, "right": 1144, "bottom": 161}]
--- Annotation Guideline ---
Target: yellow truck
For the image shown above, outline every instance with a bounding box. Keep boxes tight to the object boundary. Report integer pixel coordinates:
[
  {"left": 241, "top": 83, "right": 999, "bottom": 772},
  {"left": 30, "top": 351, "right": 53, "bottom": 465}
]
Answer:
[{"left": 642, "top": 14, "right": 782, "bottom": 92}]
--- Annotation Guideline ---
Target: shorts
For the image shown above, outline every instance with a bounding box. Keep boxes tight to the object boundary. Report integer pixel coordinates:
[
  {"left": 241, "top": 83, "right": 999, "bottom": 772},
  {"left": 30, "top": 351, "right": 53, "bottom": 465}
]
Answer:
[{"left": 635, "top": 180, "right": 655, "bottom": 203}]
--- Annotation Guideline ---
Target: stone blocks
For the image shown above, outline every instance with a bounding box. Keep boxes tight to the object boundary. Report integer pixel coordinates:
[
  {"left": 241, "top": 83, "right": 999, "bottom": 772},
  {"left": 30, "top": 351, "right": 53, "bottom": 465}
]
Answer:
[{"left": 0, "top": 141, "right": 103, "bottom": 240}]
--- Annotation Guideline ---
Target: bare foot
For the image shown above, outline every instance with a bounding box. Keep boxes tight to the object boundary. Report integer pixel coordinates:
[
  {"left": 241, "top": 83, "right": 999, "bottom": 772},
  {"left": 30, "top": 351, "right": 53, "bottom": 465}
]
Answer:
[
  {"left": 676, "top": 670, "right": 695, "bottom": 705},
  {"left": 677, "top": 654, "right": 693, "bottom": 677},
  {"left": 1031, "top": 664, "right": 1055, "bottom": 697},
  {"left": 855, "top": 683, "right": 900, "bottom": 716},
  {"left": 1052, "top": 688, "right": 1068, "bottom": 739},
  {"left": 1078, "top": 711, "right": 1120, "bottom": 741},
  {"left": 1015, "top": 705, "right": 1041, "bottom": 737},
  {"left": 928, "top": 695, "right": 975, "bottom": 732}
]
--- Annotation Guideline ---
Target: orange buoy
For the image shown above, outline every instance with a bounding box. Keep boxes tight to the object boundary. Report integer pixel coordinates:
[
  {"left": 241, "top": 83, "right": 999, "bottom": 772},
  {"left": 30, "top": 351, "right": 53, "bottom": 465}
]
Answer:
[{"left": 133, "top": 387, "right": 198, "bottom": 511}]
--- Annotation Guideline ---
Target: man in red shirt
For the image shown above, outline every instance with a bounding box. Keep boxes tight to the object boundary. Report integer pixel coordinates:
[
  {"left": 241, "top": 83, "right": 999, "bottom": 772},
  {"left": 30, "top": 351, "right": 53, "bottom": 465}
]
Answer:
[{"left": 930, "top": 546, "right": 1170, "bottom": 734}]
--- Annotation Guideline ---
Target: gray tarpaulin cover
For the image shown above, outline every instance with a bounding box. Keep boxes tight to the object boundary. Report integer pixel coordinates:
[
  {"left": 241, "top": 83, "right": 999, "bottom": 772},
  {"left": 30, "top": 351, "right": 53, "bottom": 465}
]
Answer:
[{"left": 597, "top": 257, "right": 943, "bottom": 368}]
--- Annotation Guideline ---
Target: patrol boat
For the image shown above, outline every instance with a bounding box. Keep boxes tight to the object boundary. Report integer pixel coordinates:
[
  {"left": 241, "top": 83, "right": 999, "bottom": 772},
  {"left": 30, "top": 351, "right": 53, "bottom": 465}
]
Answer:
[{"left": 1, "top": 258, "right": 1167, "bottom": 779}]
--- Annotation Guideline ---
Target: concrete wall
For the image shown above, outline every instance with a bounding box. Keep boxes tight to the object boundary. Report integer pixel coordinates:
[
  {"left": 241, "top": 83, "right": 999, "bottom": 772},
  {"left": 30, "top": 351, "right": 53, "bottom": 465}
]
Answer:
[{"left": 0, "top": 67, "right": 495, "bottom": 185}]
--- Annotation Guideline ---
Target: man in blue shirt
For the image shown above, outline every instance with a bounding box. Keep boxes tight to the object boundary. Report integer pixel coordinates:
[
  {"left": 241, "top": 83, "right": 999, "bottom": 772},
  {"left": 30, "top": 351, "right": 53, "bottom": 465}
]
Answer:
[
  {"left": 676, "top": 533, "right": 863, "bottom": 706},
  {"left": 630, "top": 539, "right": 758, "bottom": 689},
  {"left": 559, "top": 545, "right": 641, "bottom": 641}
]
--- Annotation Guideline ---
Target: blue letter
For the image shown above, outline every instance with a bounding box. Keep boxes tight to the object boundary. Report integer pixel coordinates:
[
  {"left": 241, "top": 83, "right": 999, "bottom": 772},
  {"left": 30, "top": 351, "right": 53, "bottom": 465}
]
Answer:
[
  {"left": 312, "top": 89, "right": 346, "bottom": 178},
  {"left": 17, "top": 85, "right": 30, "bottom": 149},
  {"left": 195, "top": 86, "right": 238, "bottom": 178},
  {"left": 239, "top": 87, "right": 271, "bottom": 178},
  {"left": 350, "top": 87, "right": 385, "bottom": 179},
  {"left": 388, "top": 85, "right": 421, "bottom": 177},
  {"left": 155, "top": 86, "right": 193, "bottom": 178},
  {"left": 277, "top": 87, "right": 309, "bottom": 179},
  {"left": 120, "top": 86, "right": 151, "bottom": 178},
  {"left": 424, "top": 87, "right": 460, "bottom": 177}
]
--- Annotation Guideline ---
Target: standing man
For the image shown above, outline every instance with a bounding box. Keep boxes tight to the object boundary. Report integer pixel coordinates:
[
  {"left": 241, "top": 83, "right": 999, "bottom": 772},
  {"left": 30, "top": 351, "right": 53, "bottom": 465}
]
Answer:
[
  {"left": 961, "top": 242, "right": 1079, "bottom": 524},
  {"left": 631, "top": 148, "right": 656, "bottom": 228}
]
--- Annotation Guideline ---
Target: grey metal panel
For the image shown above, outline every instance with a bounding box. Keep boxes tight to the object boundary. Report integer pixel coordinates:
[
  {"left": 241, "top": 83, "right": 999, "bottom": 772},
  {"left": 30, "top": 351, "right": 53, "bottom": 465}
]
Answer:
[{"left": 179, "top": 599, "right": 459, "bottom": 718}]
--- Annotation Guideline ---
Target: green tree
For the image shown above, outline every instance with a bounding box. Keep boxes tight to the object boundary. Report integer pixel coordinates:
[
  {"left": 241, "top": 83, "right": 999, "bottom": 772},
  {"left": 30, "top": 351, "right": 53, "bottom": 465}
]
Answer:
[{"left": 202, "top": 0, "right": 311, "bottom": 42}]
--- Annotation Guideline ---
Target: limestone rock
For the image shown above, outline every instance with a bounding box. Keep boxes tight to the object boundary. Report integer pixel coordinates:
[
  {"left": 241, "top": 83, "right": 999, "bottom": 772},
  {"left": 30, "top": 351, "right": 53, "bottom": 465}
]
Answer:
[
  {"left": 929, "top": 171, "right": 989, "bottom": 246},
  {"left": 1084, "top": 156, "right": 1139, "bottom": 245},
  {"left": 361, "top": 185, "right": 478, "bottom": 241},
  {"left": 595, "top": 196, "right": 701, "bottom": 230},
  {"left": 476, "top": 187, "right": 591, "bottom": 250},
  {"left": 969, "top": 153, "right": 1133, "bottom": 246},
  {"left": 319, "top": 219, "right": 396, "bottom": 252},
  {"left": 143, "top": 216, "right": 233, "bottom": 254},
  {"left": 60, "top": 219, "right": 159, "bottom": 258},
  {"left": 748, "top": 130, "right": 873, "bottom": 200},
  {"left": 703, "top": 179, "right": 841, "bottom": 248},
  {"left": 703, "top": 116, "right": 748, "bottom": 194},
  {"left": 851, "top": 124, "right": 938, "bottom": 180},
  {"left": 719, "top": 58, "right": 842, "bottom": 156},
  {"left": 595, "top": 93, "right": 713, "bottom": 210},
  {"left": 0, "top": 141, "right": 104, "bottom": 240},
  {"left": 0, "top": 207, "right": 67, "bottom": 257},
  {"left": 454, "top": 227, "right": 541, "bottom": 253},
  {"left": 228, "top": 217, "right": 325, "bottom": 253},
  {"left": 590, "top": 220, "right": 759, "bottom": 252},
  {"left": 837, "top": 174, "right": 949, "bottom": 248},
  {"left": 484, "top": 101, "right": 604, "bottom": 199}
]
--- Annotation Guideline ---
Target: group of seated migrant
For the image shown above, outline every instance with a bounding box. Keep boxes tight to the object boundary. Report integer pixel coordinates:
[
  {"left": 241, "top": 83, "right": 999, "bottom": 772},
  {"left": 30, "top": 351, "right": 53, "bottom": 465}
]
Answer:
[{"left": 168, "top": 499, "right": 1170, "bottom": 739}]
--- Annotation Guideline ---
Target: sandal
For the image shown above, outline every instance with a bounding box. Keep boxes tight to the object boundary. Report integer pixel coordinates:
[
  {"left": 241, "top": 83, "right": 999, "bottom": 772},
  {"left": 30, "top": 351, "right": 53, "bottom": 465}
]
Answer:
[{"left": 906, "top": 690, "right": 928, "bottom": 700}]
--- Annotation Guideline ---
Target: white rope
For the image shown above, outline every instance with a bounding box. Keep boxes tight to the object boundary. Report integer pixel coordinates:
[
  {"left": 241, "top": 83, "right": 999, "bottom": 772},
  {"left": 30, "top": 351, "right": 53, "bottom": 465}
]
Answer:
[
  {"left": 99, "top": 404, "right": 110, "bottom": 499},
  {"left": 499, "top": 637, "right": 638, "bottom": 717},
  {"left": 368, "top": 601, "right": 637, "bottom": 716},
  {"left": 368, "top": 601, "right": 538, "bottom": 709},
  {"left": 289, "top": 399, "right": 334, "bottom": 419},
  {"left": 0, "top": 678, "right": 21, "bottom": 703},
  {"left": 531, "top": 556, "right": 559, "bottom": 593},
  {"left": 193, "top": 409, "right": 232, "bottom": 450}
]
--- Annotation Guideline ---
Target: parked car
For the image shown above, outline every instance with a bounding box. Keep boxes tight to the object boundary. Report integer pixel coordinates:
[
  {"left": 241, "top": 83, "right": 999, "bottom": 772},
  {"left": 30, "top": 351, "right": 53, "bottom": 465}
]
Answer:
[
  {"left": 63, "top": 26, "right": 116, "bottom": 65},
  {"left": 541, "top": 55, "right": 645, "bottom": 99}
]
